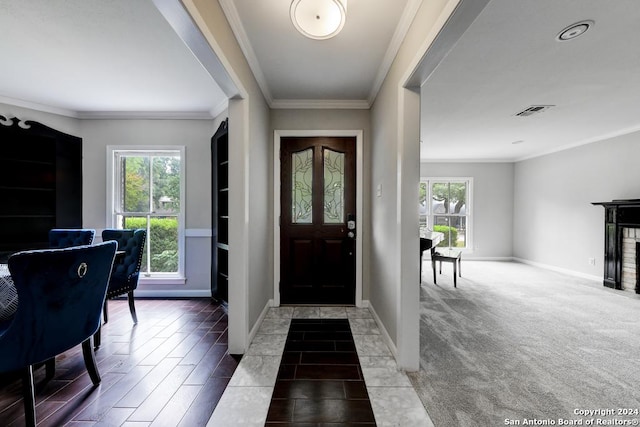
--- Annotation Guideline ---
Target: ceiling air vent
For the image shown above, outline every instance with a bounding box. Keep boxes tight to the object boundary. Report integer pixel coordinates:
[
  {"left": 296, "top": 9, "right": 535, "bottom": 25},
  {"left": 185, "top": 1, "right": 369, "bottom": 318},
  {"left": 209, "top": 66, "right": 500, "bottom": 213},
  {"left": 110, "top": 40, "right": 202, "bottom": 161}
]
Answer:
[{"left": 515, "top": 105, "right": 554, "bottom": 117}]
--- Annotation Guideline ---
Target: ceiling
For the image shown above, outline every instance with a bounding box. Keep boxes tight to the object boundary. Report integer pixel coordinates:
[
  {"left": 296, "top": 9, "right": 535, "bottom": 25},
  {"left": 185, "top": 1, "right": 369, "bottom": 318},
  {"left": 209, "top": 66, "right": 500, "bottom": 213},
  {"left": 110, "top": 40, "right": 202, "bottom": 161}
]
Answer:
[
  {"left": 420, "top": 0, "right": 640, "bottom": 161},
  {"left": 0, "top": 0, "right": 226, "bottom": 118},
  {"left": 2, "top": 0, "right": 639, "bottom": 162}
]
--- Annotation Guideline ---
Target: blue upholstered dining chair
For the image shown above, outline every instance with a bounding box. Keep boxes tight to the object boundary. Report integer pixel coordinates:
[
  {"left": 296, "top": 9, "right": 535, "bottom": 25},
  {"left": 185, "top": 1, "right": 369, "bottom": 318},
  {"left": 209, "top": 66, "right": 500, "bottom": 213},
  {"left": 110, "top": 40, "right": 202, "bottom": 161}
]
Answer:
[
  {"left": 45, "top": 228, "right": 97, "bottom": 377},
  {"left": 100, "top": 229, "right": 146, "bottom": 325},
  {"left": 0, "top": 241, "right": 117, "bottom": 427},
  {"left": 48, "top": 228, "right": 96, "bottom": 249}
]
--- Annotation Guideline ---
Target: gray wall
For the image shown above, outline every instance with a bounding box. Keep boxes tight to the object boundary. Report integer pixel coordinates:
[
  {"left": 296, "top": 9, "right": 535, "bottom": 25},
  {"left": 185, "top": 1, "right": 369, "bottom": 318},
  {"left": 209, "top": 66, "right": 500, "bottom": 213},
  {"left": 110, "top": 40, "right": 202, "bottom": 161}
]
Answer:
[
  {"left": 370, "top": 0, "right": 455, "bottom": 369},
  {"left": 421, "top": 162, "right": 514, "bottom": 259},
  {"left": 513, "top": 130, "right": 640, "bottom": 279},
  {"left": 1, "top": 102, "right": 217, "bottom": 296},
  {"left": 81, "top": 118, "right": 216, "bottom": 295}
]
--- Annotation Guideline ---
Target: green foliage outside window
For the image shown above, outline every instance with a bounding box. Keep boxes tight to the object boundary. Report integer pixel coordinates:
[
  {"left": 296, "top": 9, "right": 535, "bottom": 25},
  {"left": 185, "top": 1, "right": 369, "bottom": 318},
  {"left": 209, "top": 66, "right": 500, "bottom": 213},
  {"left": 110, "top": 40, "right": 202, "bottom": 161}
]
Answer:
[
  {"left": 124, "top": 217, "right": 178, "bottom": 272},
  {"left": 433, "top": 225, "right": 459, "bottom": 248}
]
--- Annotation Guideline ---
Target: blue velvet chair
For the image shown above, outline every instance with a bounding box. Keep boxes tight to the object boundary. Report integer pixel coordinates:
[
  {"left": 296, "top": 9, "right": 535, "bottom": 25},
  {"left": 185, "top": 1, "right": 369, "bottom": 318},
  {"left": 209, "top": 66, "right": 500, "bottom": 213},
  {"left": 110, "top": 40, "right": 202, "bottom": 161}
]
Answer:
[
  {"left": 0, "top": 241, "right": 117, "bottom": 427},
  {"left": 101, "top": 229, "right": 146, "bottom": 325},
  {"left": 48, "top": 228, "right": 96, "bottom": 249},
  {"left": 45, "top": 228, "right": 97, "bottom": 376}
]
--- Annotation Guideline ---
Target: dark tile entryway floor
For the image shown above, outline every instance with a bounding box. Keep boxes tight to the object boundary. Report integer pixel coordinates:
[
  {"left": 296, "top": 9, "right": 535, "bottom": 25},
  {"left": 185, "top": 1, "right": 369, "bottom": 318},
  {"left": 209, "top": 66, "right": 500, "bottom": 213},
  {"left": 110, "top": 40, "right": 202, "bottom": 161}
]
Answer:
[
  {"left": 207, "top": 306, "right": 433, "bottom": 426},
  {"left": 266, "top": 318, "right": 376, "bottom": 425}
]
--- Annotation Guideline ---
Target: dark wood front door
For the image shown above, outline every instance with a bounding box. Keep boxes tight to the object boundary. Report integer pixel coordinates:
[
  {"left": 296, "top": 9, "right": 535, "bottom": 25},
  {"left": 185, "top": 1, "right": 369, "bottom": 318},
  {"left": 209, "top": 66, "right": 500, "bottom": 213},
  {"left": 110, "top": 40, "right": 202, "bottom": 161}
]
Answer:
[{"left": 280, "top": 137, "right": 356, "bottom": 304}]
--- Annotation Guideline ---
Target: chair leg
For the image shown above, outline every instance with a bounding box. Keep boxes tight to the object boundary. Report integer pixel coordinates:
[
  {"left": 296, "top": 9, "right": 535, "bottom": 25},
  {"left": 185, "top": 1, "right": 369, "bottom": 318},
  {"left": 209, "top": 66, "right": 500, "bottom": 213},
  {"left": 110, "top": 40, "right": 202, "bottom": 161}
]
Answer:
[
  {"left": 439, "top": 260, "right": 442, "bottom": 274},
  {"left": 128, "top": 291, "right": 138, "bottom": 324},
  {"left": 45, "top": 357, "right": 55, "bottom": 380},
  {"left": 432, "top": 259, "right": 437, "bottom": 284},
  {"left": 459, "top": 257, "right": 462, "bottom": 277},
  {"left": 453, "top": 261, "right": 457, "bottom": 288},
  {"left": 21, "top": 365, "right": 36, "bottom": 427},
  {"left": 103, "top": 300, "right": 109, "bottom": 324},
  {"left": 419, "top": 254, "right": 422, "bottom": 283},
  {"left": 94, "top": 324, "right": 101, "bottom": 350},
  {"left": 82, "top": 338, "right": 101, "bottom": 385}
]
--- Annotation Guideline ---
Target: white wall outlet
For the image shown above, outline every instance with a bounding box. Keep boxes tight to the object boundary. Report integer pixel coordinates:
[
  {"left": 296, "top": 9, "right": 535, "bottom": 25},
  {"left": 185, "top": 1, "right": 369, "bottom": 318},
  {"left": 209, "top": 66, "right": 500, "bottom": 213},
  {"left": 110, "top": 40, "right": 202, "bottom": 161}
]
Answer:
[
  {"left": 376, "top": 184, "right": 382, "bottom": 198},
  {"left": 588, "top": 257, "right": 596, "bottom": 266}
]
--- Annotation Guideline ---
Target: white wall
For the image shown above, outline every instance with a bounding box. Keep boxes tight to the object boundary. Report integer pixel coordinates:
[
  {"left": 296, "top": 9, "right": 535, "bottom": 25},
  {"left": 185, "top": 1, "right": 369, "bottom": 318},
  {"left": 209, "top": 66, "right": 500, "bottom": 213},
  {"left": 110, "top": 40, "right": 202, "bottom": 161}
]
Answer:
[
  {"left": 514, "top": 131, "right": 640, "bottom": 279},
  {"left": 421, "top": 162, "right": 514, "bottom": 259}
]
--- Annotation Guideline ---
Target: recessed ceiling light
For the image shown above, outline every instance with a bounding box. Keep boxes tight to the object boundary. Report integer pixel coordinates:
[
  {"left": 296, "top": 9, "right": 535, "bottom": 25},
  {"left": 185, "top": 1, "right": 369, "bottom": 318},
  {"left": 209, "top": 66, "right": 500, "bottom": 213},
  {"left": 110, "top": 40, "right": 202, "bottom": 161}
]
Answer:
[{"left": 556, "top": 20, "right": 594, "bottom": 42}]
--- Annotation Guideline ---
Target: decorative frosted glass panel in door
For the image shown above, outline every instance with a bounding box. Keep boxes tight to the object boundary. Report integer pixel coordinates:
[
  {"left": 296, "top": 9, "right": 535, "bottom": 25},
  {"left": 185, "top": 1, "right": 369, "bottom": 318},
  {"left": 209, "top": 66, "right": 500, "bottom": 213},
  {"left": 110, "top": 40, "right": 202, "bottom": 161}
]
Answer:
[
  {"left": 292, "top": 149, "right": 313, "bottom": 223},
  {"left": 323, "top": 149, "right": 344, "bottom": 223}
]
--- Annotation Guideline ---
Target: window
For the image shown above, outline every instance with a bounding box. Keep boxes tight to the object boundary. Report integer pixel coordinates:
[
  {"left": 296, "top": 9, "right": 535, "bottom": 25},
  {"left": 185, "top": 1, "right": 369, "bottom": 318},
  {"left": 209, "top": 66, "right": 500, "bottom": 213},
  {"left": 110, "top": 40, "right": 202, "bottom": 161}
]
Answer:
[
  {"left": 108, "top": 147, "right": 185, "bottom": 281},
  {"left": 419, "top": 178, "right": 472, "bottom": 249}
]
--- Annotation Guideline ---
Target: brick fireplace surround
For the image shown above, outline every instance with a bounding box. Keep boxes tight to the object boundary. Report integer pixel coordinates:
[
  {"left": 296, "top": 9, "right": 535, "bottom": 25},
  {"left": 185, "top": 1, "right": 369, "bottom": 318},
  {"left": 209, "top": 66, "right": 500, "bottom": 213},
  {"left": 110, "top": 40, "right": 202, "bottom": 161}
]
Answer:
[{"left": 621, "top": 228, "right": 640, "bottom": 292}]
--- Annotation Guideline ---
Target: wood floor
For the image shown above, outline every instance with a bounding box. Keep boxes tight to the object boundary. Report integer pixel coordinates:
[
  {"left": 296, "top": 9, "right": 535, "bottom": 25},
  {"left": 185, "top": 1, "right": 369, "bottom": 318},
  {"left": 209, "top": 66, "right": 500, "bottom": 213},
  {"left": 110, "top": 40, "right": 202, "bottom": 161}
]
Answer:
[{"left": 0, "top": 298, "right": 238, "bottom": 426}]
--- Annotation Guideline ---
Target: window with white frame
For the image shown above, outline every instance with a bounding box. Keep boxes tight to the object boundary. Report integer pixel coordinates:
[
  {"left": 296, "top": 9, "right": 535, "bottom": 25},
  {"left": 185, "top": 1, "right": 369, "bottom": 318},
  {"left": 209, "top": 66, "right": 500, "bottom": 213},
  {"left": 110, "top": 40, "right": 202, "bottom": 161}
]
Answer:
[
  {"left": 108, "top": 147, "right": 185, "bottom": 280},
  {"left": 419, "top": 178, "right": 472, "bottom": 249}
]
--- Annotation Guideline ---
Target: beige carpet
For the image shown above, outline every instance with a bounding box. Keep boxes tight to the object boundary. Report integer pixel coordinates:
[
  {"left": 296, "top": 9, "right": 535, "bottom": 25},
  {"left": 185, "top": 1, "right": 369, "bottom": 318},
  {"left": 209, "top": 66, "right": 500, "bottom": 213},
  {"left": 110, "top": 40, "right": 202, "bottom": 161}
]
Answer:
[{"left": 410, "top": 261, "right": 640, "bottom": 427}]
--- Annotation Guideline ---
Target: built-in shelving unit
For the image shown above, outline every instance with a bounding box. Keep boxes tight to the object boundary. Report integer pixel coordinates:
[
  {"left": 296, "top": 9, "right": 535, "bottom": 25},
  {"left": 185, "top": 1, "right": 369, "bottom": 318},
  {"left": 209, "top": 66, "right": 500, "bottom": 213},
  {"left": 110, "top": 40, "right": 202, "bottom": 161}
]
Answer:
[
  {"left": 211, "top": 119, "right": 229, "bottom": 302},
  {"left": 0, "top": 117, "right": 82, "bottom": 262}
]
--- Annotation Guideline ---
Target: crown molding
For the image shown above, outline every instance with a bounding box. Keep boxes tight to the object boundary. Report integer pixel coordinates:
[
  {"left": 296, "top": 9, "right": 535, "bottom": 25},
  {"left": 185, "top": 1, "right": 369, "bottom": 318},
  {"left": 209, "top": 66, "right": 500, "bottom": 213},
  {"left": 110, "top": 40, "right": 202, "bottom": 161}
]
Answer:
[
  {"left": 0, "top": 95, "right": 79, "bottom": 118},
  {"left": 368, "top": 0, "right": 424, "bottom": 104},
  {"left": 76, "top": 111, "right": 215, "bottom": 120},
  {"left": 210, "top": 98, "right": 230, "bottom": 119},
  {"left": 271, "top": 99, "right": 370, "bottom": 110},
  {"left": 219, "top": 0, "right": 274, "bottom": 106},
  {"left": 1, "top": 95, "right": 218, "bottom": 121}
]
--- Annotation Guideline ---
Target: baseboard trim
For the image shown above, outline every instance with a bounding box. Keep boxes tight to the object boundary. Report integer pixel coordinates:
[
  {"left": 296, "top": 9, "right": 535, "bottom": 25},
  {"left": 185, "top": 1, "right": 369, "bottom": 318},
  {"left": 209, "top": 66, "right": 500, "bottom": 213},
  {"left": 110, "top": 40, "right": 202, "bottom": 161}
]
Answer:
[
  {"left": 133, "top": 289, "right": 212, "bottom": 298},
  {"left": 513, "top": 257, "right": 601, "bottom": 282},
  {"left": 247, "top": 299, "right": 273, "bottom": 349},
  {"left": 367, "top": 302, "right": 398, "bottom": 359},
  {"left": 462, "top": 256, "right": 514, "bottom": 261}
]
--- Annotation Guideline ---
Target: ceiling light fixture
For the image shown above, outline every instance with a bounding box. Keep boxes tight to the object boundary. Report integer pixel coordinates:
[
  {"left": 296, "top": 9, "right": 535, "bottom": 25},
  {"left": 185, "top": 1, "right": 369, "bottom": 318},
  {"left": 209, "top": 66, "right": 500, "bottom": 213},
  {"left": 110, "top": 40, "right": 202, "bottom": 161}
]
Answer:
[
  {"left": 556, "top": 20, "right": 594, "bottom": 41},
  {"left": 290, "top": 0, "right": 347, "bottom": 40}
]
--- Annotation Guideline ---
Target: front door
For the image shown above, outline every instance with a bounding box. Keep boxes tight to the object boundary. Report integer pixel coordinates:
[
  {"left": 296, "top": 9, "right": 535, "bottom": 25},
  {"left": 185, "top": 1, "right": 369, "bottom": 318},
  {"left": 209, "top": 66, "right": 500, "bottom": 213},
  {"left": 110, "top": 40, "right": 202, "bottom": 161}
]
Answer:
[{"left": 280, "top": 137, "right": 356, "bottom": 304}]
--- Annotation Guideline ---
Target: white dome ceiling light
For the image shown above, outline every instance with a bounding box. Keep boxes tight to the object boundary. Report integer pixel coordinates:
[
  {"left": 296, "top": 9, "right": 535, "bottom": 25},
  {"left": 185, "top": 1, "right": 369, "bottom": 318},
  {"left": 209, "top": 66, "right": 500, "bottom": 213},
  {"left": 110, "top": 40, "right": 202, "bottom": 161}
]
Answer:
[{"left": 290, "top": 0, "right": 347, "bottom": 40}]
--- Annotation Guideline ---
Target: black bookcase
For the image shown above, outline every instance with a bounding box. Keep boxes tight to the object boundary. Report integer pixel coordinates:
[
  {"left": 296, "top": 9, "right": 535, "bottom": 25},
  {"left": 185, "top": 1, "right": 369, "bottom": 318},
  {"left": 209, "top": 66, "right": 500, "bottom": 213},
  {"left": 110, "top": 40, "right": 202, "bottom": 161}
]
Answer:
[
  {"left": 0, "top": 117, "right": 82, "bottom": 261},
  {"left": 211, "top": 119, "right": 229, "bottom": 302}
]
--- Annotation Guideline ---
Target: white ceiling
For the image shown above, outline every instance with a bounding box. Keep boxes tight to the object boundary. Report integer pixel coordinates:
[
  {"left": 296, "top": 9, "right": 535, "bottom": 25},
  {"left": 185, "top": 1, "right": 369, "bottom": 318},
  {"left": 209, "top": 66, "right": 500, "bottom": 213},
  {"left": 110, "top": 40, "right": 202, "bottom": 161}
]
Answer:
[
  {"left": 221, "top": 0, "right": 417, "bottom": 107},
  {"left": 2, "top": 0, "right": 639, "bottom": 162},
  {"left": 420, "top": 0, "right": 640, "bottom": 161},
  {"left": 0, "top": 0, "right": 226, "bottom": 118}
]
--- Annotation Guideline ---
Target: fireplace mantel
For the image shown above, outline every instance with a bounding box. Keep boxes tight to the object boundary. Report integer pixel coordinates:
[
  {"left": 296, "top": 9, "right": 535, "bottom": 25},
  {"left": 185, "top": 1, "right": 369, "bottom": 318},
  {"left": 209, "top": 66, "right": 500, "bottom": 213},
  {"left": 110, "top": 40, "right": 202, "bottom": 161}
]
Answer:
[{"left": 592, "top": 199, "right": 640, "bottom": 293}]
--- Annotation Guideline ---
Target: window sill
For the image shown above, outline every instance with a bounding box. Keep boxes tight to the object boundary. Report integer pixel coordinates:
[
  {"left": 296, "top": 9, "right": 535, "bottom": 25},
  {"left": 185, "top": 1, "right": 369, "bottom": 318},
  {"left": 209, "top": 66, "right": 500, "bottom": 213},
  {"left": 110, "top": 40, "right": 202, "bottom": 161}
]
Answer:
[{"left": 139, "top": 276, "right": 187, "bottom": 285}]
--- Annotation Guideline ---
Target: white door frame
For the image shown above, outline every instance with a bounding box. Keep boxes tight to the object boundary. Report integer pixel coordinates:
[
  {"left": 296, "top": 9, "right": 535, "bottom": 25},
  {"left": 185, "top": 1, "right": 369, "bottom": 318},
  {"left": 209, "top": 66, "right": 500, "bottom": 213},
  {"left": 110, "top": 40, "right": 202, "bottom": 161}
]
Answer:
[{"left": 273, "top": 130, "right": 364, "bottom": 307}]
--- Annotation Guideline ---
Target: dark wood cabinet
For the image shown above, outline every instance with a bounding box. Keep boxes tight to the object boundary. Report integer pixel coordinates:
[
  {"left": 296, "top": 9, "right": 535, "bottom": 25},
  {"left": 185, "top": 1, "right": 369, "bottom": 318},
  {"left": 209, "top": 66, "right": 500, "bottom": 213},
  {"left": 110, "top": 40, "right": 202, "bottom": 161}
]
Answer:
[
  {"left": 0, "top": 117, "right": 82, "bottom": 261},
  {"left": 211, "top": 119, "right": 229, "bottom": 303}
]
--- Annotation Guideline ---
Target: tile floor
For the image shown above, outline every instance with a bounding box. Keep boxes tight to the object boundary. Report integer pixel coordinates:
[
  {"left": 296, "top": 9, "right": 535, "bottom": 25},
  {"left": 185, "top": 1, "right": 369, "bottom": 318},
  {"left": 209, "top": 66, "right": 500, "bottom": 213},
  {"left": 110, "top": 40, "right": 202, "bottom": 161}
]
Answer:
[{"left": 206, "top": 306, "right": 433, "bottom": 426}]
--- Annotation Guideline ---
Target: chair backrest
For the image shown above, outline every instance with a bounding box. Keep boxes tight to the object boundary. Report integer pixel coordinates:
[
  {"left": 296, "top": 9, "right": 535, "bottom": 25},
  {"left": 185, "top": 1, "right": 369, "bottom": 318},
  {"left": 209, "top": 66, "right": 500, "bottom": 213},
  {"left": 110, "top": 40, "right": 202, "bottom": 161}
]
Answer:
[
  {"left": 49, "top": 228, "right": 96, "bottom": 249},
  {"left": 0, "top": 241, "right": 117, "bottom": 372},
  {"left": 101, "top": 229, "right": 146, "bottom": 283}
]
